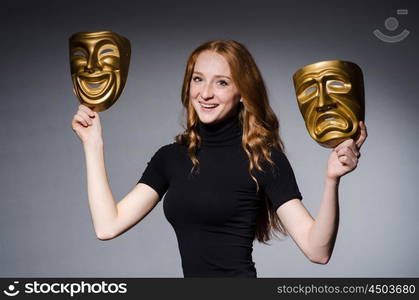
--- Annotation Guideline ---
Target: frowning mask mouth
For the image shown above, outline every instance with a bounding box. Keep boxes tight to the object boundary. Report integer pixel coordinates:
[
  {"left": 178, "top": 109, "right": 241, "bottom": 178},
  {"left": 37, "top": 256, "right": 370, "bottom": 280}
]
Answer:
[{"left": 314, "top": 112, "right": 349, "bottom": 137}]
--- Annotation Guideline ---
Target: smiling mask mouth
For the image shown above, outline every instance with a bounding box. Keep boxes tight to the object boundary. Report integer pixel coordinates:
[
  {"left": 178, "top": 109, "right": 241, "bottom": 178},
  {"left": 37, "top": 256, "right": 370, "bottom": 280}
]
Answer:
[{"left": 75, "top": 72, "right": 115, "bottom": 101}]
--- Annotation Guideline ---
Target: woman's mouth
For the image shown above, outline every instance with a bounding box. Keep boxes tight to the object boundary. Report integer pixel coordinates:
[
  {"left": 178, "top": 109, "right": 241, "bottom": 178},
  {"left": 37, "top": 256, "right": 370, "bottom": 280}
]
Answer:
[{"left": 199, "top": 102, "right": 219, "bottom": 111}]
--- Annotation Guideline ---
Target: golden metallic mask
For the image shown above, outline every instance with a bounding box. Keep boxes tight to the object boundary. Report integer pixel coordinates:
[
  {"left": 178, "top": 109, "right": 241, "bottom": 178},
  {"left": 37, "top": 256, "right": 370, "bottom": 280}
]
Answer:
[
  {"left": 292, "top": 60, "right": 365, "bottom": 148},
  {"left": 69, "top": 31, "right": 131, "bottom": 111}
]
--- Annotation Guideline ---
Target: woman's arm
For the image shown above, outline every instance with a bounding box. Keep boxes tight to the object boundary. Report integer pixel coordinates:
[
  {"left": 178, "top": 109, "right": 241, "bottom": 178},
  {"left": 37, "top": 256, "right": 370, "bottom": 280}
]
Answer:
[
  {"left": 277, "top": 121, "right": 367, "bottom": 264},
  {"left": 276, "top": 176, "right": 340, "bottom": 264},
  {"left": 306, "top": 176, "right": 340, "bottom": 264},
  {"left": 84, "top": 142, "right": 161, "bottom": 240},
  {"left": 276, "top": 197, "right": 330, "bottom": 264},
  {"left": 83, "top": 142, "right": 119, "bottom": 240},
  {"left": 72, "top": 105, "right": 121, "bottom": 240},
  {"left": 73, "top": 105, "right": 160, "bottom": 241}
]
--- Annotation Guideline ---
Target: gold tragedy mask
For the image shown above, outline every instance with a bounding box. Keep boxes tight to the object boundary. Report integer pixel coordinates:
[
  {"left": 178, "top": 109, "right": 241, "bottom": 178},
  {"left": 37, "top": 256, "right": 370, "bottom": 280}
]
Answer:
[
  {"left": 292, "top": 60, "right": 365, "bottom": 148},
  {"left": 69, "top": 31, "right": 131, "bottom": 111}
]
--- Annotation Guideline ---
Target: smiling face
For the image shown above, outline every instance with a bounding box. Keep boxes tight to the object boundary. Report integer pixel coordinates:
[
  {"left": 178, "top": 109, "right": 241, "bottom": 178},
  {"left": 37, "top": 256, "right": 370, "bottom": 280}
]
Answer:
[
  {"left": 189, "top": 51, "right": 242, "bottom": 124},
  {"left": 69, "top": 31, "right": 131, "bottom": 111},
  {"left": 293, "top": 60, "right": 365, "bottom": 148}
]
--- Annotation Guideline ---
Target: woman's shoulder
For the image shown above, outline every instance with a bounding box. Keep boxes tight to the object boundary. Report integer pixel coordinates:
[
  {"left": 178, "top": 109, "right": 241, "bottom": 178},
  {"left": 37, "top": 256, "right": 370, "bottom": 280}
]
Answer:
[
  {"left": 261, "top": 145, "right": 287, "bottom": 164},
  {"left": 257, "top": 146, "right": 294, "bottom": 175},
  {"left": 154, "top": 141, "right": 187, "bottom": 157}
]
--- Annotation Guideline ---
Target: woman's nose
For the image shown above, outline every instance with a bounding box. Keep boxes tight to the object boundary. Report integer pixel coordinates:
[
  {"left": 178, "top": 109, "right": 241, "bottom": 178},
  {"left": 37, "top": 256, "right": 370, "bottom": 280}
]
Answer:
[{"left": 200, "top": 83, "right": 214, "bottom": 99}]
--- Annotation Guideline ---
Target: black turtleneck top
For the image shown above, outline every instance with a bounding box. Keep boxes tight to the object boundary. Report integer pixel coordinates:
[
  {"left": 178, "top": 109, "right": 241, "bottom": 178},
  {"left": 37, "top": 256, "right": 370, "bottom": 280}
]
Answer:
[{"left": 137, "top": 113, "right": 303, "bottom": 277}]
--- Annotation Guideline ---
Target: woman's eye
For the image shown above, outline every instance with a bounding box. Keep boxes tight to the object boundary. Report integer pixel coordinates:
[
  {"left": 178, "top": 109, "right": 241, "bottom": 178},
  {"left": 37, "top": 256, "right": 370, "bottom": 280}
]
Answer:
[
  {"left": 218, "top": 80, "right": 228, "bottom": 86},
  {"left": 192, "top": 76, "right": 202, "bottom": 82}
]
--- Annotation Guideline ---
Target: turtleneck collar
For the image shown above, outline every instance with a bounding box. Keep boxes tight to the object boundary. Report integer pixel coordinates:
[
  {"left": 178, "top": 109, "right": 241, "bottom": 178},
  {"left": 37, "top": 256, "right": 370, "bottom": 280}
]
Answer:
[{"left": 197, "top": 112, "right": 243, "bottom": 147}]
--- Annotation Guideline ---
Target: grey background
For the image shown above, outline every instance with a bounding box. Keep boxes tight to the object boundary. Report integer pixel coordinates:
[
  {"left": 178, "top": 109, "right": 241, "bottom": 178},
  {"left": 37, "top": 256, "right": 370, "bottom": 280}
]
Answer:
[{"left": 1, "top": 0, "right": 418, "bottom": 277}]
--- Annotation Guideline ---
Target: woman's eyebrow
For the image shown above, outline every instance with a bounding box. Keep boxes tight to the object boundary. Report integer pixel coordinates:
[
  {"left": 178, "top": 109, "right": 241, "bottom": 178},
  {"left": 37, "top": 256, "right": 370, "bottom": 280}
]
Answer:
[{"left": 193, "top": 71, "right": 231, "bottom": 80}]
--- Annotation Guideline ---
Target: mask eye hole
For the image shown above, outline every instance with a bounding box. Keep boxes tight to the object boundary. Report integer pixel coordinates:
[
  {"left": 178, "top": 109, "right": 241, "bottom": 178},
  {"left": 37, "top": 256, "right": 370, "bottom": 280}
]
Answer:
[
  {"left": 326, "top": 80, "right": 350, "bottom": 93},
  {"left": 72, "top": 50, "right": 86, "bottom": 57},
  {"left": 304, "top": 86, "right": 317, "bottom": 97},
  {"left": 99, "top": 48, "right": 114, "bottom": 55},
  {"left": 98, "top": 44, "right": 119, "bottom": 58},
  {"left": 328, "top": 80, "right": 344, "bottom": 87}
]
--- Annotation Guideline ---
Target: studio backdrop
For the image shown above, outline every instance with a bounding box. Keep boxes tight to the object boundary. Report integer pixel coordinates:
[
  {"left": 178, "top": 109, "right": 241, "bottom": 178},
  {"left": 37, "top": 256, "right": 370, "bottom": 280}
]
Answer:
[{"left": 1, "top": 0, "right": 418, "bottom": 277}]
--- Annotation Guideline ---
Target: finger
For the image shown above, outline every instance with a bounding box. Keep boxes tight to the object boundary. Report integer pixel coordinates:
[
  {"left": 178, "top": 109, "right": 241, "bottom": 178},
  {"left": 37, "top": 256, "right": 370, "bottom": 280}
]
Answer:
[
  {"left": 347, "top": 140, "right": 359, "bottom": 158},
  {"left": 77, "top": 110, "right": 93, "bottom": 125},
  {"left": 339, "top": 155, "right": 357, "bottom": 167},
  {"left": 77, "top": 110, "right": 92, "bottom": 125},
  {"left": 73, "top": 114, "right": 88, "bottom": 127},
  {"left": 346, "top": 152, "right": 358, "bottom": 165},
  {"left": 348, "top": 156, "right": 358, "bottom": 168},
  {"left": 353, "top": 157, "right": 358, "bottom": 166},
  {"left": 334, "top": 138, "right": 354, "bottom": 153},
  {"left": 337, "top": 149, "right": 358, "bottom": 165},
  {"left": 337, "top": 146, "right": 357, "bottom": 158},
  {"left": 356, "top": 121, "right": 368, "bottom": 149},
  {"left": 338, "top": 155, "right": 349, "bottom": 165},
  {"left": 79, "top": 104, "right": 95, "bottom": 117},
  {"left": 337, "top": 139, "right": 361, "bottom": 158}
]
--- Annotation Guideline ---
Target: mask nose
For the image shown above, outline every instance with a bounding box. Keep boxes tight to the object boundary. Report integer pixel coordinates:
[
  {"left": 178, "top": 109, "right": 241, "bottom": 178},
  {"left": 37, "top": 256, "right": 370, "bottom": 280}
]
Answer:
[
  {"left": 84, "top": 54, "right": 101, "bottom": 73},
  {"left": 316, "top": 82, "right": 337, "bottom": 112}
]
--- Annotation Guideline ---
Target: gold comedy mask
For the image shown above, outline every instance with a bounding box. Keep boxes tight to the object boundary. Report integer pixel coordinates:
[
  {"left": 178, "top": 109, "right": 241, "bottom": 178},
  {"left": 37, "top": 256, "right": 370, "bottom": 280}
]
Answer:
[
  {"left": 69, "top": 31, "right": 131, "bottom": 111},
  {"left": 292, "top": 60, "right": 365, "bottom": 148}
]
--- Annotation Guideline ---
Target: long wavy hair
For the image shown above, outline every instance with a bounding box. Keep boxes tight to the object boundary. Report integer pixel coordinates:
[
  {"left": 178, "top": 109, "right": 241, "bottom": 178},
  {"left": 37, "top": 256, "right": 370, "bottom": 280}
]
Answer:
[{"left": 175, "top": 40, "right": 288, "bottom": 244}]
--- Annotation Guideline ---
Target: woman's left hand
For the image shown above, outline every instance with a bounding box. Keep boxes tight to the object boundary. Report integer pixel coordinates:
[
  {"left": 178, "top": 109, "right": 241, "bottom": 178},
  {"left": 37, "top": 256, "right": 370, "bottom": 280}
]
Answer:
[{"left": 326, "top": 121, "right": 368, "bottom": 180}]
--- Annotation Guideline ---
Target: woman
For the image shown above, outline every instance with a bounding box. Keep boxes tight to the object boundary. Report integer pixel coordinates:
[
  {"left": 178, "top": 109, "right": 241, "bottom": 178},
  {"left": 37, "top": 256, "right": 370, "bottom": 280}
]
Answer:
[{"left": 71, "top": 40, "right": 367, "bottom": 277}]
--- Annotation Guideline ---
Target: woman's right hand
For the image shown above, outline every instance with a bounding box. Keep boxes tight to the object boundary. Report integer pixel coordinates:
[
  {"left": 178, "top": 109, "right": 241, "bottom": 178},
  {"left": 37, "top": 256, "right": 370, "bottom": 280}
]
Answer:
[{"left": 71, "top": 104, "right": 103, "bottom": 146}]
